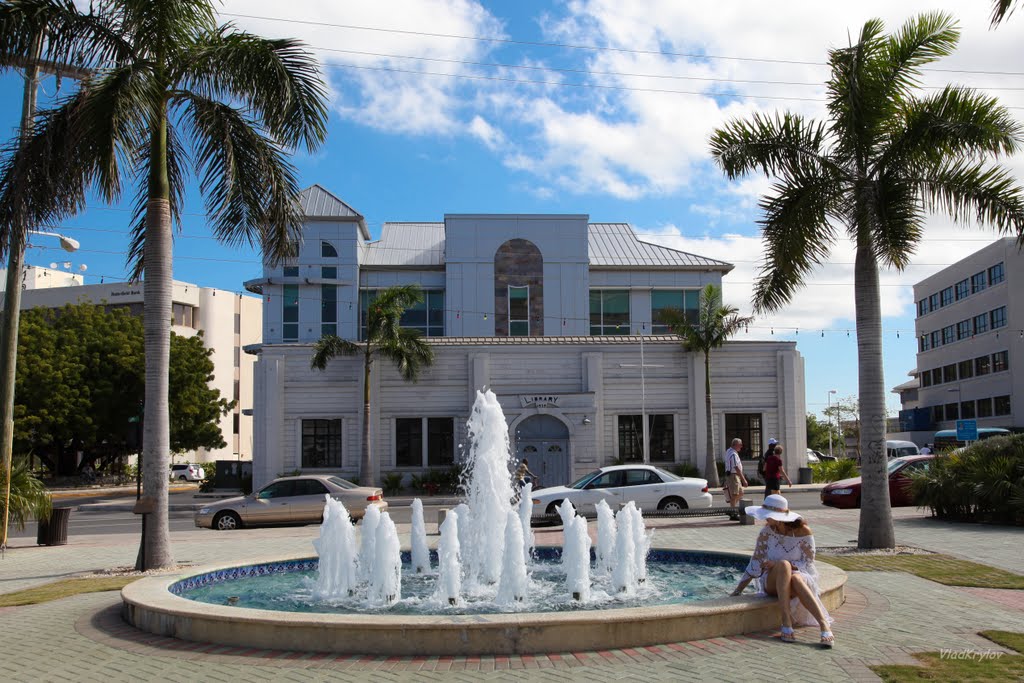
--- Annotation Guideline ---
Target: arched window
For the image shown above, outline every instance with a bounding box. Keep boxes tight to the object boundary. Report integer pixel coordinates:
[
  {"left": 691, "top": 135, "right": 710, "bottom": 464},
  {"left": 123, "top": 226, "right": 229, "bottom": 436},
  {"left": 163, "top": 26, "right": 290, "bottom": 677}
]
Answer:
[
  {"left": 494, "top": 238, "right": 543, "bottom": 336},
  {"left": 321, "top": 241, "right": 338, "bottom": 258}
]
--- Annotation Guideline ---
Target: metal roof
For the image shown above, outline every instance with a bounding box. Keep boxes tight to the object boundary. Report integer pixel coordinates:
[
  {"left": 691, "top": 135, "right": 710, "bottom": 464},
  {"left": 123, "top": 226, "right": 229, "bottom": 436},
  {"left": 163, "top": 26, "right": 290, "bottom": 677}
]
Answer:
[
  {"left": 362, "top": 223, "right": 445, "bottom": 268},
  {"left": 298, "top": 185, "right": 370, "bottom": 239},
  {"left": 359, "top": 221, "right": 732, "bottom": 271},
  {"left": 588, "top": 223, "right": 733, "bottom": 270}
]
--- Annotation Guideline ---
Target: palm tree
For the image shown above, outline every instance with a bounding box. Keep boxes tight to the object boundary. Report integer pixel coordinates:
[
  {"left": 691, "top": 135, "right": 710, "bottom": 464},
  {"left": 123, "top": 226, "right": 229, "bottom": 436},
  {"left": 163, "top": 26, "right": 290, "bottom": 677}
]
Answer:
[
  {"left": 311, "top": 285, "right": 435, "bottom": 487},
  {"left": 709, "top": 12, "right": 1024, "bottom": 548},
  {"left": 0, "top": 457, "right": 51, "bottom": 532},
  {"left": 0, "top": 0, "right": 328, "bottom": 569},
  {"left": 991, "top": 1, "right": 1018, "bottom": 26},
  {"left": 658, "top": 284, "right": 752, "bottom": 487}
]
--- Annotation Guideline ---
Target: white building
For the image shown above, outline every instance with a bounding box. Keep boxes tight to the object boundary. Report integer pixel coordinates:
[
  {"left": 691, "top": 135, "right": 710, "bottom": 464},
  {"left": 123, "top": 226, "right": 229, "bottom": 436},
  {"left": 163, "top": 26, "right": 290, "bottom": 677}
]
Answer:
[
  {"left": 7, "top": 266, "right": 262, "bottom": 464},
  {"left": 247, "top": 185, "right": 808, "bottom": 489},
  {"left": 899, "top": 237, "right": 1021, "bottom": 442}
]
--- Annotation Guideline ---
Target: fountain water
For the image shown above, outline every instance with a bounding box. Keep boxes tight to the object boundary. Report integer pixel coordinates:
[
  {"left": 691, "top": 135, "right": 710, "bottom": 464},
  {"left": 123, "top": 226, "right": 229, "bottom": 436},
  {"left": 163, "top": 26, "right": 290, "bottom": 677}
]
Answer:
[
  {"left": 612, "top": 504, "right": 637, "bottom": 594},
  {"left": 369, "top": 512, "right": 401, "bottom": 604},
  {"left": 595, "top": 499, "right": 616, "bottom": 576},
  {"left": 358, "top": 504, "right": 380, "bottom": 583},
  {"left": 517, "top": 481, "right": 534, "bottom": 563},
  {"left": 433, "top": 508, "right": 462, "bottom": 606},
  {"left": 560, "top": 504, "right": 592, "bottom": 602},
  {"left": 410, "top": 499, "right": 429, "bottom": 574},
  {"left": 311, "top": 497, "right": 358, "bottom": 598},
  {"left": 628, "top": 503, "right": 652, "bottom": 584},
  {"left": 495, "top": 510, "right": 528, "bottom": 605}
]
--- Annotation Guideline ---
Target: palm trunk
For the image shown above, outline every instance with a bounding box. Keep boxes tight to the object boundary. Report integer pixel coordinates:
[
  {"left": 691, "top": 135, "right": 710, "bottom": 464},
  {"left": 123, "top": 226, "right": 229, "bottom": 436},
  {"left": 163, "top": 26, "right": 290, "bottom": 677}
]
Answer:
[
  {"left": 137, "top": 107, "right": 174, "bottom": 570},
  {"left": 703, "top": 351, "right": 720, "bottom": 487},
  {"left": 854, "top": 246, "right": 895, "bottom": 549},
  {"left": 361, "top": 348, "right": 375, "bottom": 487}
]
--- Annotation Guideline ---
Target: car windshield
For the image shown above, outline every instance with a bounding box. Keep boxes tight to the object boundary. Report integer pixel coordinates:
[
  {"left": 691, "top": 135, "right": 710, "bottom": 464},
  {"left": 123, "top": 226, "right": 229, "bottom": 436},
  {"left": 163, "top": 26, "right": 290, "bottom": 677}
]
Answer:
[
  {"left": 568, "top": 470, "right": 601, "bottom": 489},
  {"left": 887, "top": 458, "right": 909, "bottom": 475},
  {"left": 652, "top": 467, "right": 680, "bottom": 481},
  {"left": 328, "top": 476, "right": 358, "bottom": 490}
]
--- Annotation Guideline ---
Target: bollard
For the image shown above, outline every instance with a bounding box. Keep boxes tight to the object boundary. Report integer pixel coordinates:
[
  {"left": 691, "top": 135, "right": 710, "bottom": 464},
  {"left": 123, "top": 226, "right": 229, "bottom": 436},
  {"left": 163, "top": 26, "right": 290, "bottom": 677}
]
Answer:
[
  {"left": 738, "top": 498, "right": 754, "bottom": 525},
  {"left": 437, "top": 507, "right": 449, "bottom": 528}
]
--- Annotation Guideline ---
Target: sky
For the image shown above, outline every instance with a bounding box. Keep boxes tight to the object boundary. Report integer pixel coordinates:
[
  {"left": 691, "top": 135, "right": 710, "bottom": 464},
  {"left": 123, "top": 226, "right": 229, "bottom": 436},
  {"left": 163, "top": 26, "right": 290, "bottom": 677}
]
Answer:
[{"left": 2, "top": 0, "right": 1023, "bottom": 418}]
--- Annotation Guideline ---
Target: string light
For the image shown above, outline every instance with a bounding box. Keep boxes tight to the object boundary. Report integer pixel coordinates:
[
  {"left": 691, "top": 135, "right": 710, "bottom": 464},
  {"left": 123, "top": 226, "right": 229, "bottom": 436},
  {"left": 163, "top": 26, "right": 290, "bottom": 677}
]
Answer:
[{"left": 820, "top": 330, "right": 824, "bottom": 338}]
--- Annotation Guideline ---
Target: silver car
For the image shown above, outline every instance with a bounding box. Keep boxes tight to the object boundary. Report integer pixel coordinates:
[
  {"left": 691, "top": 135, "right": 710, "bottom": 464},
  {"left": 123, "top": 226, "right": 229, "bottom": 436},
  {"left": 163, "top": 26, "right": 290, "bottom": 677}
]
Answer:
[{"left": 194, "top": 474, "right": 387, "bottom": 530}]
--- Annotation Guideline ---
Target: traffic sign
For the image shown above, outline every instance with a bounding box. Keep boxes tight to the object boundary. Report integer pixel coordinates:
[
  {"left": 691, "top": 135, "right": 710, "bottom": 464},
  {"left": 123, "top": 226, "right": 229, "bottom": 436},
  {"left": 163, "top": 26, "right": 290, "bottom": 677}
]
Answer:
[{"left": 956, "top": 419, "right": 978, "bottom": 442}]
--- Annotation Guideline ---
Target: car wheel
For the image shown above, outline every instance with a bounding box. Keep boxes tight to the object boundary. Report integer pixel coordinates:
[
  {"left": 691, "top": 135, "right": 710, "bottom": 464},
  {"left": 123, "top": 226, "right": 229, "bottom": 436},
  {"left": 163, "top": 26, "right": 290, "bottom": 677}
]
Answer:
[
  {"left": 213, "top": 511, "right": 242, "bottom": 531},
  {"left": 657, "top": 496, "right": 687, "bottom": 512},
  {"left": 178, "top": 475, "right": 187, "bottom": 481},
  {"left": 545, "top": 500, "right": 564, "bottom": 515}
]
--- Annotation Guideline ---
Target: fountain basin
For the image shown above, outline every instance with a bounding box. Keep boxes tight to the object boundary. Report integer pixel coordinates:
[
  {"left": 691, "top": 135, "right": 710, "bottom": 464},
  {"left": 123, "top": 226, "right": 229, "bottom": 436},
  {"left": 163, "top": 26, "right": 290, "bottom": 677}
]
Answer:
[{"left": 121, "top": 548, "right": 846, "bottom": 656}]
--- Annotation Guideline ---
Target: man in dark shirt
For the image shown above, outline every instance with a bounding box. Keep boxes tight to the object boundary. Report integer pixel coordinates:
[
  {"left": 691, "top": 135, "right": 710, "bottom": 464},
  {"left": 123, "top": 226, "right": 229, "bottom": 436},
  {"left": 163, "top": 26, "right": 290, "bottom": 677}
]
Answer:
[{"left": 763, "top": 445, "right": 792, "bottom": 497}]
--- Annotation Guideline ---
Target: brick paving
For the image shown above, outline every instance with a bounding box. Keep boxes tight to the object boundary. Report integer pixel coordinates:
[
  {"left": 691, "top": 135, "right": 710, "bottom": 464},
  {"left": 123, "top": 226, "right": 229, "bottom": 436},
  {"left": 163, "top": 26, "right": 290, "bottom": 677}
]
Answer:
[{"left": 1, "top": 505, "right": 1023, "bottom": 681}]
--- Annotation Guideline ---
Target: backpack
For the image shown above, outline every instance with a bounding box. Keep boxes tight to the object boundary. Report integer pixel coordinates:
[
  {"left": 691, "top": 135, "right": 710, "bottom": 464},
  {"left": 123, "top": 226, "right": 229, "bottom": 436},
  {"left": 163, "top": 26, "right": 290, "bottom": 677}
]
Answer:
[{"left": 757, "top": 450, "right": 768, "bottom": 477}]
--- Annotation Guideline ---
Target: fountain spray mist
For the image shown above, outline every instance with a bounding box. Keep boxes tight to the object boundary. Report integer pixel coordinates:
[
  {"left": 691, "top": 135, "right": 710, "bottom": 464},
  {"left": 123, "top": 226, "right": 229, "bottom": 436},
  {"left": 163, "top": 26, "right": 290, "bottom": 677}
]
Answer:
[
  {"left": 370, "top": 512, "right": 401, "bottom": 604},
  {"left": 358, "top": 504, "right": 381, "bottom": 583},
  {"left": 410, "top": 499, "right": 430, "bottom": 574},
  {"left": 434, "top": 509, "right": 462, "bottom": 606},
  {"left": 312, "top": 496, "right": 358, "bottom": 599}
]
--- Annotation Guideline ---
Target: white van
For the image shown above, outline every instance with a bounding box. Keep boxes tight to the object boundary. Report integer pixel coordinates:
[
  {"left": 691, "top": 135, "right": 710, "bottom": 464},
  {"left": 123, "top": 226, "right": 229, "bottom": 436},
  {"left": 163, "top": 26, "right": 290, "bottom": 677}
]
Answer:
[{"left": 885, "top": 440, "right": 920, "bottom": 458}]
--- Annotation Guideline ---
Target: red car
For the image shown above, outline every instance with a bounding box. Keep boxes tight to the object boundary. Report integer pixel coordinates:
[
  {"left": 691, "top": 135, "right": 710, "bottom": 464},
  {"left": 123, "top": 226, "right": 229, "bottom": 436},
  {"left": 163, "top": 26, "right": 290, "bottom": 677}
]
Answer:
[{"left": 820, "top": 455, "right": 934, "bottom": 509}]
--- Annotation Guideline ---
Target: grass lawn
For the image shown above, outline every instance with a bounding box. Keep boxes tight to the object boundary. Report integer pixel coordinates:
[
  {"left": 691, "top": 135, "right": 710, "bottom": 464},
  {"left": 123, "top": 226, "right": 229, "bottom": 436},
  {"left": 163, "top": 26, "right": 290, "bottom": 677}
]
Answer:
[
  {"left": 873, "top": 630, "right": 1024, "bottom": 682},
  {"left": 819, "top": 554, "right": 1024, "bottom": 589},
  {"left": 0, "top": 576, "right": 140, "bottom": 607}
]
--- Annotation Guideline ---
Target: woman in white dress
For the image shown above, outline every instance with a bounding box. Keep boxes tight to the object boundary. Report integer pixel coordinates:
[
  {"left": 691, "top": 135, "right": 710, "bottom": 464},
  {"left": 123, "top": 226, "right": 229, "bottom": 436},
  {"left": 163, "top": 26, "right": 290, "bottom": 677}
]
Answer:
[{"left": 729, "top": 494, "right": 835, "bottom": 647}]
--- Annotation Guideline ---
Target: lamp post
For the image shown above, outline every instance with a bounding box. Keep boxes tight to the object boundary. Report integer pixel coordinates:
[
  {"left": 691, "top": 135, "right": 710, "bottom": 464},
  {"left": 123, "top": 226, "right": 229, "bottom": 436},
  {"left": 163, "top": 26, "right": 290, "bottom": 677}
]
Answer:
[
  {"left": 1, "top": 231, "right": 81, "bottom": 551},
  {"left": 619, "top": 331, "right": 663, "bottom": 463},
  {"left": 827, "top": 389, "right": 838, "bottom": 458}
]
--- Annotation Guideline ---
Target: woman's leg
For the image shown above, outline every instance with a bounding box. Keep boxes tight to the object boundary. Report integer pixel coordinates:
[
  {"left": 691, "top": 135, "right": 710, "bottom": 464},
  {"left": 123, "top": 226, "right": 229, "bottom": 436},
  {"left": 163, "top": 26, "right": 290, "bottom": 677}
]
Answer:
[
  {"left": 788, "top": 573, "right": 830, "bottom": 628},
  {"left": 765, "top": 561, "right": 794, "bottom": 629}
]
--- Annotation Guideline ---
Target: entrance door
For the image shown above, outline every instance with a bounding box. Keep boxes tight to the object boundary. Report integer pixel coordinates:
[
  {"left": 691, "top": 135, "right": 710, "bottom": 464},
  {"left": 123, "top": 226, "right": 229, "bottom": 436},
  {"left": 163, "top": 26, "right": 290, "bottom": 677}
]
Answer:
[{"left": 514, "top": 415, "right": 570, "bottom": 488}]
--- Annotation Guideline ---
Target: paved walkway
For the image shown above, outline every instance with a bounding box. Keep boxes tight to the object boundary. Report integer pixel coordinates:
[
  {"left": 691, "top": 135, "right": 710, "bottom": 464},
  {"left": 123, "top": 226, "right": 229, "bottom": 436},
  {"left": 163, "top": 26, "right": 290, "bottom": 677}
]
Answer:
[{"left": 1, "top": 505, "right": 1022, "bottom": 681}]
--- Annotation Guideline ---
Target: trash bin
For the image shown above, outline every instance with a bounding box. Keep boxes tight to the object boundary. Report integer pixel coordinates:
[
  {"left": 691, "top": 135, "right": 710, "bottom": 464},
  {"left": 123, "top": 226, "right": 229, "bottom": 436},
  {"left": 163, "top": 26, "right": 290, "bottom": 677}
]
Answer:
[
  {"left": 798, "top": 467, "right": 813, "bottom": 485},
  {"left": 37, "top": 507, "right": 71, "bottom": 546}
]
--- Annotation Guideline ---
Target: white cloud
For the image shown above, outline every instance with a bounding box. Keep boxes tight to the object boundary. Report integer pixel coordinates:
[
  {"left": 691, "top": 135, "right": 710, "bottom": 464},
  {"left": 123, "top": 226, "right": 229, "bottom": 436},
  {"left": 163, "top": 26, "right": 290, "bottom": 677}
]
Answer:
[{"left": 468, "top": 115, "right": 505, "bottom": 149}]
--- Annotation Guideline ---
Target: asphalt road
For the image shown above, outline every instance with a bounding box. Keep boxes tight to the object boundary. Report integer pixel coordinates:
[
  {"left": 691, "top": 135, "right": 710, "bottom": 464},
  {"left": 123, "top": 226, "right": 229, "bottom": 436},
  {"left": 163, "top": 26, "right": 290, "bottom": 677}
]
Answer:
[{"left": 12, "top": 489, "right": 827, "bottom": 539}]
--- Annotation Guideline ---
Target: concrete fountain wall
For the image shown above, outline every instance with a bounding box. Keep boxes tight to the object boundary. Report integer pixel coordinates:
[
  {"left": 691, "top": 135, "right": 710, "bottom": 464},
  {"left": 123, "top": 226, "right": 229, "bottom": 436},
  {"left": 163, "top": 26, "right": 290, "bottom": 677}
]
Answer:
[{"left": 121, "top": 549, "right": 847, "bottom": 656}]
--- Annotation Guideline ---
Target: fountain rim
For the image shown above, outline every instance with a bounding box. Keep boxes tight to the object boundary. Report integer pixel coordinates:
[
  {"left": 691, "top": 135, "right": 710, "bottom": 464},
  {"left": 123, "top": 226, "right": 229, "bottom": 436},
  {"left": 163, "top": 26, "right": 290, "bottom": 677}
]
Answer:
[{"left": 122, "top": 547, "right": 844, "bottom": 628}]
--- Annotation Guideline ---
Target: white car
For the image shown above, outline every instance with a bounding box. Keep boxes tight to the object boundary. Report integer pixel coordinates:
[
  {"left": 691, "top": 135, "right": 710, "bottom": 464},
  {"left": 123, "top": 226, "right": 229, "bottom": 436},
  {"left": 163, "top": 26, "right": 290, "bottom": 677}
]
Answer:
[
  {"left": 530, "top": 464, "right": 712, "bottom": 517},
  {"left": 170, "top": 463, "right": 205, "bottom": 481}
]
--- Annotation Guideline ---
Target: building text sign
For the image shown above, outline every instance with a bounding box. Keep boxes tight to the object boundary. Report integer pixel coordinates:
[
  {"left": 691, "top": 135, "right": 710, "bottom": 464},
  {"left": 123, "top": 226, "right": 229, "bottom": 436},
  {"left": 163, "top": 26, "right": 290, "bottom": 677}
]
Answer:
[{"left": 520, "top": 395, "right": 560, "bottom": 408}]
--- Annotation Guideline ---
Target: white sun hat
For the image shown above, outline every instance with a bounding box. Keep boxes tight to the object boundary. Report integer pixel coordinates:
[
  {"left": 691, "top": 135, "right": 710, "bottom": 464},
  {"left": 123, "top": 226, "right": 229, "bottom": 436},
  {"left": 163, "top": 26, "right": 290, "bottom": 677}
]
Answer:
[{"left": 745, "top": 494, "right": 802, "bottom": 522}]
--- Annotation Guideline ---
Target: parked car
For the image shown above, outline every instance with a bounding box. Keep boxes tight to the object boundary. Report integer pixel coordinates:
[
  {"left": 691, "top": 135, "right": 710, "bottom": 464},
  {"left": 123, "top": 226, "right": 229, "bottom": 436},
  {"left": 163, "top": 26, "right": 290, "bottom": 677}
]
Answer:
[
  {"left": 530, "top": 464, "right": 712, "bottom": 517},
  {"left": 170, "top": 463, "right": 205, "bottom": 481},
  {"left": 194, "top": 474, "right": 387, "bottom": 530},
  {"left": 820, "top": 455, "right": 934, "bottom": 509}
]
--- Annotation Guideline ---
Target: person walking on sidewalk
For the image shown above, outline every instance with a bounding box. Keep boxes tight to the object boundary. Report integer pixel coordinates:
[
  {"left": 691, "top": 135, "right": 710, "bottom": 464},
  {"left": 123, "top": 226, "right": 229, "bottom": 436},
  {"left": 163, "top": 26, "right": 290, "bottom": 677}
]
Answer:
[
  {"left": 722, "top": 438, "right": 748, "bottom": 518},
  {"left": 763, "top": 444, "right": 792, "bottom": 497}
]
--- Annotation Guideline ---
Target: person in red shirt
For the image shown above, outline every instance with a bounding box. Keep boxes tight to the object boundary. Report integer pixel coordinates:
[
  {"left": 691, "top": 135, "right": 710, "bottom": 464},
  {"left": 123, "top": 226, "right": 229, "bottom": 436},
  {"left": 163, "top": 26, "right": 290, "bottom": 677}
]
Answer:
[{"left": 763, "top": 445, "right": 792, "bottom": 497}]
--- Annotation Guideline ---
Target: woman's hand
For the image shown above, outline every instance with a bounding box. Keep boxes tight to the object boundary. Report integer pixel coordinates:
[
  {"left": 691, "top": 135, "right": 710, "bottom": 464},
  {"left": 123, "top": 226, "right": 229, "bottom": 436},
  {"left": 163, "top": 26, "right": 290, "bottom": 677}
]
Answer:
[
  {"left": 729, "top": 587, "right": 743, "bottom": 596},
  {"left": 763, "top": 560, "right": 776, "bottom": 571}
]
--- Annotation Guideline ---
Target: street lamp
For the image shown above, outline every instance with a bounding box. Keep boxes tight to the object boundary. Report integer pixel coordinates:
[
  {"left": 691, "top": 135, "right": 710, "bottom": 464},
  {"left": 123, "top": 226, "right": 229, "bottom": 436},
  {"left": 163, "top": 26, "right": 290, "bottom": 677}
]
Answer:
[
  {"left": 1, "top": 230, "right": 81, "bottom": 551},
  {"left": 619, "top": 331, "right": 663, "bottom": 463},
  {"left": 827, "top": 389, "right": 838, "bottom": 458}
]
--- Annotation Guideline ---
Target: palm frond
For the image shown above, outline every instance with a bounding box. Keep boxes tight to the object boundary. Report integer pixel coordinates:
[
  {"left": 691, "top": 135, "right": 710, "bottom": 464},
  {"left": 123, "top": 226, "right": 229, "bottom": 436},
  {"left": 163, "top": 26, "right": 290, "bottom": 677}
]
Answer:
[
  {"left": 709, "top": 112, "right": 835, "bottom": 181},
  {"left": 180, "top": 92, "right": 304, "bottom": 265},
  {"left": 0, "top": 457, "right": 51, "bottom": 530},
  {"left": 991, "top": 0, "right": 1018, "bottom": 26},
  {"left": 917, "top": 159, "right": 1024, "bottom": 240},
  {"left": 867, "top": 174, "right": 925, "bottom": 269},
  {"left": 378, "top": 327, "right": 435, "bottom": 382},
  {"left": 311, "top": 334, "right": 360, "bottom": 370},
  {"left": 659, "top": 285, "right": 752, "bottom": 354},
  {"left": 178, "top": 25, "right": 328, "bottom": 151},
  {"left": 879, "top": 12, "right": 958, "bottom": 92}
]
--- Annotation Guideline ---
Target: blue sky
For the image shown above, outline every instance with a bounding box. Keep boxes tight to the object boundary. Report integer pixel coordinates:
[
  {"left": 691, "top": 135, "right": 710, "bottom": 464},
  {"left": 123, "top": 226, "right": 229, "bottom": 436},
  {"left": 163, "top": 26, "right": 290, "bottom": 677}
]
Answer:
[{"left": 2, "top": 0, "right": 1023, "bottom": 417}]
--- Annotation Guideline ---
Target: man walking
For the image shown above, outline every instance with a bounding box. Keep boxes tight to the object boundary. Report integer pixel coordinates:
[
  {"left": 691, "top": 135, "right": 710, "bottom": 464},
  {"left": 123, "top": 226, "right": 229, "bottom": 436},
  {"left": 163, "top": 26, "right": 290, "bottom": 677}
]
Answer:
[{"left": 722, "top": 438, "right": 748, "bottom": 518}]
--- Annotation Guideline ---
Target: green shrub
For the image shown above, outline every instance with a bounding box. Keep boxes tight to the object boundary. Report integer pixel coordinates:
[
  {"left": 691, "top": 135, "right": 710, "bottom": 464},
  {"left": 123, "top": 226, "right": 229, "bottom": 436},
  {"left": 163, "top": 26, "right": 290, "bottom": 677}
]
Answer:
[
  {"left": 198, "top": 476, "right": 216, "bottom": 493},
  {"left": 810, "top": 458, "right": 860, "bottom": 483},
  {"left": 671, "top": 463, "right": 701, "bottom": 478},
  {"left": 381, "top": 472, "right": 404, "bottom": 496},
  {"left": 913, "top": 434, "right": 1024, "bottom": 525}
]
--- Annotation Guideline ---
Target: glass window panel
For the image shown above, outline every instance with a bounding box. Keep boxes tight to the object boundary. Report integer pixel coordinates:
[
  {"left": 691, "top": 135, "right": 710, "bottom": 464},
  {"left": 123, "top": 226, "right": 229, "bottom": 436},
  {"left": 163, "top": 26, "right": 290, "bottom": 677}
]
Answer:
[
  {"left": 942, "top": 326, "right": 955, "bottom": 345},
  {"left": 977, "top": 397, "right": 993, "bottom": 418},
  {"left": 428, "top": 291, "right": 445, "bottom": 327},
  {"left": 395, "top": 418, "right": 423, "bottom": 467},
  {"left": 617, "top": 415, "right": 643, "bottom": 462},
  {"left": 955, "top": 279, "right": 969, "bottom": 300},
  {"left": 975, "top": 355, "right": 991, "bottom": 376},
  {"left": 940, "top": 287, "right": 954, "bottom": 306},
  {"left": 427, "top": 418, "right": 454, "bottom": 466},
  {"left": 591, "top": 289, "right": 631, "bottom": 335},
  {"left": 723, "top": 413, "right": 762, "bottom": 460},
  {"left": 321, "top": 266, "right": 337, "bottom": 279},
  {"left": 918, "top": 299, "right": 929, "bottom": 316},
  {"left": 971, "top": 272, "right": 987, "bottom": 293},
  {"left": 301, "top": 419, "right": 342, "bottom": 468},
  {"left": 932, "top": 405, "right": 945, "bottom": 422},
  {"left": 283, "top": 266, "right": 299, "bottom": 277},
  {"left": 929, "top": 293, "right": 940, "bottom": 310},
  {"left": 321, "top": 241, "right": 338, "bottom": 258},
  {"left": 321, "top": 324, "right": 336, "bottom": 336},
  {"left": 921, "top": 371, "right": 932, "bottom": 388},
  {"left": 509, "top": 320, "right": 529, "bottom": 336},
  {"left": 994, "top": 395, "right": 1011, "bottom": 416},
  {"left": 945, "top": 403, "right": 959, "bottom": 420},
  {"left": 960, "top": 401, "right": 976, "bottom": 419},
  {"left": 957, "top": 320, "right": 972, "bottom": 340},
  {"left": 993, "top": 350, "right": 1009, "bottom": 373},
  {"left": 958, "top": 360, "right": 973, "bottom": 379},
  {"left": 974, "top": 313, "right": 988, "bottom": 334},
  {"left": 943, "top": 364, "right": 957, "bottom": 383},
  {"left": 932, "top": 368, "right": 943, "bottom": 385},
  {"left": 649, "top": 414, "right": 674, "bottom": 462},
  {"left": 989, "top": 263, "right": 1004, "bottom": 285},
  {"left": 990, "top": 306, "right": 1007, "bottom": 329},
  {"left": 321, "top": 284, "right": 337, "bottom": 324}
]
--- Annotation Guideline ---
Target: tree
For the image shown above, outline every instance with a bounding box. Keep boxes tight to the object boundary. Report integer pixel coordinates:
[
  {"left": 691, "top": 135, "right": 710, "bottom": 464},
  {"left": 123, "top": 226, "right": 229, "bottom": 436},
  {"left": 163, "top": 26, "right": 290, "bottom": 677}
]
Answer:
[
  {"left": 14, "top": 303, "right": 232, "bottom": 472},
  {"left": 709, "top": 13, "right": 1024, "bottom": 548},
  {"left": 311, "top": 285, "right": 435, "bottom": 487},
  {"left": 0, "top": 457, "right": 50, "bottom": 531},
  {"left": 0, "top": 1, "right": 327, "bottom": 569},
  {"left": 991, "top": 1, "right": 1019, "bottom": 26},
  {"left": 658, "top": 284, "right": 752, "bottom": 487},
  {"left": 806, "top": 413, "right": 842, "bottom": 455}
]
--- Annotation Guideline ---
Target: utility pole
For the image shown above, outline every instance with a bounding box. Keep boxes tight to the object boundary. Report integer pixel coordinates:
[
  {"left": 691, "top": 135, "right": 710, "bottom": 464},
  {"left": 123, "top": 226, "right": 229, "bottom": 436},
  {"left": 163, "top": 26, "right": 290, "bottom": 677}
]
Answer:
[{"left": 1, "top": 39, "right": 90, "bottom": 552}]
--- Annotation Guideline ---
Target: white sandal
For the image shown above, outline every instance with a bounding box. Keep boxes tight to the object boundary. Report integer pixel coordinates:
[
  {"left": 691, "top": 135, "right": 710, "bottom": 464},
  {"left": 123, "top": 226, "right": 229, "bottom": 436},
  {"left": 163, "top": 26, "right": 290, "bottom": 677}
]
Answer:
[
  {"left": 780, "top": 626, "right": 795, "bottom": 643},
  {"left": 820, "top": 630, "right": 835, "bottom": 648}
]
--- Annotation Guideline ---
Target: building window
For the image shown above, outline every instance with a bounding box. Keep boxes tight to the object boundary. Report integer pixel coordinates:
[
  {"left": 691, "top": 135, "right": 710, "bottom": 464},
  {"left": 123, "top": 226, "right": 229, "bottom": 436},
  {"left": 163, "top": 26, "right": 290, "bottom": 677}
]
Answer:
[
  {"left": 508, "top": 286, "right": 530, "bottom": 336},
  {"left": 994, "top": 395, "right": 1011, "bottom": 416},
  {"left": 940, "top": 287, "right": 954, "bottom": 307},
  {"left": 975, "top": 354, "right": 991, "bottom": 376},
  {"left": 321, "top": 241, "right": 338, "bottom": 258},
  {"left": 990, "top": 306, "right": 1007, "bottom": 330},
  {"left": 617, "top": 414, "right": 676, "bottom": 462},
  {"left": 957, "top": 320, "right": 972, "bottom": 340},
  {"left": 360, "top": 289, "right": 445, "bottom": 340},
  {"left": 321, "top": 266, "right": 337, "bottom": 279},
  {"left": 960, "top": 401, "right": 976, "bottom": 419},
  {"left": 234, "top": 312, "right": 241, "bottom": 334},
  {"left": 955, "top": 279, "right": 969, "bottom": 301},
  {"left": 427, "top": 418, "right": 455, "bottom": 466},
  {"left": 920, "top": 371, "right": 932, "bottom": 388},
  {"left": 988, "top": 262, "right": 1005, "bottom": 285},
  {"left": 957, "top": 359, "right": 973, "bottom": 379},
  {"left": 930, "top": 331, "right": 941, "bottom": 348},
  {"left": 321, "top": 284, "right": 337, "bottom": 337},
  {"left": 282, "top": 284, "right": 299, "bottom": 341},
  {"left": 917, "top": 299, "right": 929, "bottom": 317},
  {"left": 651, "top": 289, "right": 699, "bottom": 333},
  {"left": 301, "top": 419, "right": 342, "bottom": 468},
  {"left": 172, "top": 303, "right": 195, "bottom": 328},
  {"left": 932, "top": 405, "right": 944, "bottom": 423},
  {"left": 945, "top": 403, "right": 959, "bottom": 421},
  {"left": 942, "top": 364, "right": 957, "bottom": 383},
  {"left": 942, "top": 325, "right": 955, "bottom": 345},
  {"left": 929, "top": 293, "right": 940, "bottom": 310},
  {"left": 590, "top": 289, "right": 630, "bottom": 335},
  {"left": 920, "top": 334, "right": 931, "bottom": 352},
  {"left": 395, "top": 418, "right": 423, "bottom": 468},
  {"left": 977, "top": 397, "right": 993, "bottom": 418},
  {"left": 932, "top": 368, "right": 944, "bottom": 385},
  {"left": 618, "top": 415, "right": 644, "bottom": 462},
  {"left": 233, "top": 379, "right": 239, "bottom": 401},
  {"left": 971, "top": 271, "right": 987, "bottom": 293},
  {"left": 724, "top": 413, "right": 762, "bottom": 460},
  {"left": 974, "top": 313, "right": 988, "bottom": 335},
  {"left": 993, "top": 350, "right": 1009, "bottom": 373},
  {"left": 283, "top": 265, "right": 299, "bottom": 277}
]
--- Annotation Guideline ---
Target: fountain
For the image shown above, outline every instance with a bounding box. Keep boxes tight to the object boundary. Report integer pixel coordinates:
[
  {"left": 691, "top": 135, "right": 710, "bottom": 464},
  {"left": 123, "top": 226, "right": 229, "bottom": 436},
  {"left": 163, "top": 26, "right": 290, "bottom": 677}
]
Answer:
[{"left": 122, "top": 388, "right": 847, "bottom": 655}]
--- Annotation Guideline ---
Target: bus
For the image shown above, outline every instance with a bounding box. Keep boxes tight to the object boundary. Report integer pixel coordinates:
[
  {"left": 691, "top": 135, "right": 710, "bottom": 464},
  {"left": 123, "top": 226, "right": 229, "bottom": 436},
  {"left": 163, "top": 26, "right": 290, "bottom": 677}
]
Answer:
[{"left": 932, "top": 427, "right": 1010, "bottom": 451}]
